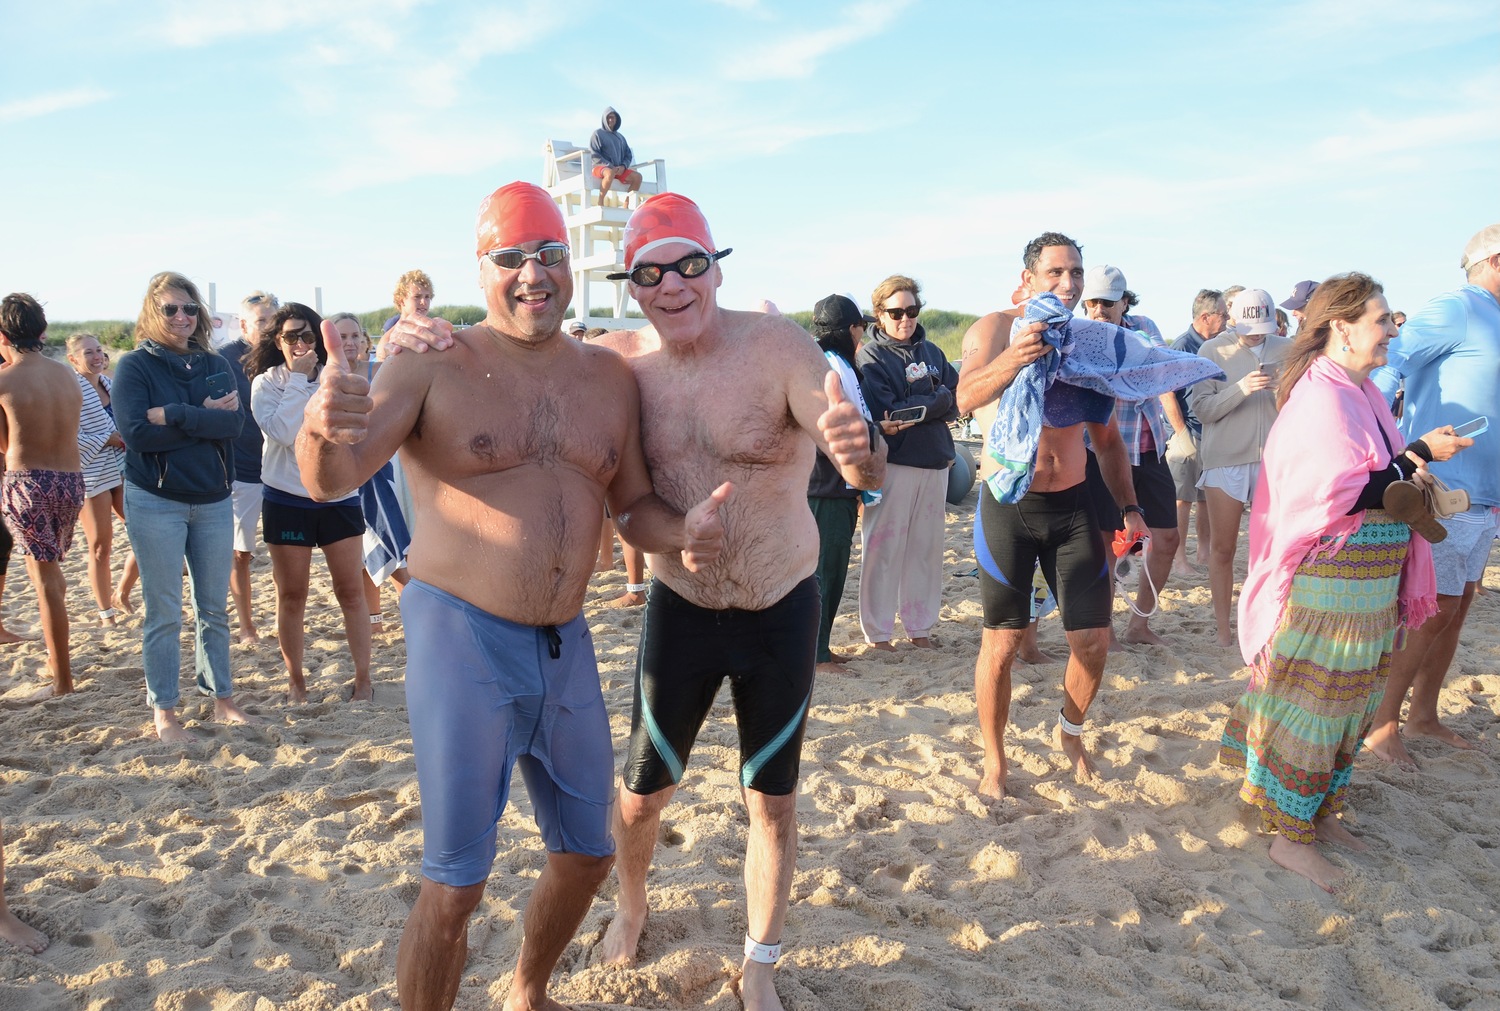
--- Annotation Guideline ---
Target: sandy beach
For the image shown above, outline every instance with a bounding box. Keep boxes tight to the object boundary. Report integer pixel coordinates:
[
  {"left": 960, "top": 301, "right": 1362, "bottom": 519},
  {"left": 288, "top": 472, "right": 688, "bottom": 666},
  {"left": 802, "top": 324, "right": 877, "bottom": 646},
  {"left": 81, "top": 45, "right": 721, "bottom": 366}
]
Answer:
[{"left": 3, "top": 454, "right": 1498, "bottom": 1010}]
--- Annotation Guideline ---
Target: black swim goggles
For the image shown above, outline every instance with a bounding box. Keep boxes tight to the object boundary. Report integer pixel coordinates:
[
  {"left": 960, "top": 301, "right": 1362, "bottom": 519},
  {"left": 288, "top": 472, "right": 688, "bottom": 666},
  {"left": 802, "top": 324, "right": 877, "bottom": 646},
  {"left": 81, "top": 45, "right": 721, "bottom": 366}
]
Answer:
[
  {"left": 608, "top": 248, "right": 732, "bottom": 287},
  {"left": 484, "top": 243, "right": 570, "bottom": 269}
]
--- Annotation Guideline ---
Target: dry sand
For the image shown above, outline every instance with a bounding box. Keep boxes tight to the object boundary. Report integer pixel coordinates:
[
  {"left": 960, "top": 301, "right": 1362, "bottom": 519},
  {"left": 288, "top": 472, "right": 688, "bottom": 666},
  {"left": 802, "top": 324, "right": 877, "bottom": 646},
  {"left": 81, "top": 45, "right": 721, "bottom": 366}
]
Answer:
[{"left": 3, "top": 468, "right": 1498, "bottom": 1010}]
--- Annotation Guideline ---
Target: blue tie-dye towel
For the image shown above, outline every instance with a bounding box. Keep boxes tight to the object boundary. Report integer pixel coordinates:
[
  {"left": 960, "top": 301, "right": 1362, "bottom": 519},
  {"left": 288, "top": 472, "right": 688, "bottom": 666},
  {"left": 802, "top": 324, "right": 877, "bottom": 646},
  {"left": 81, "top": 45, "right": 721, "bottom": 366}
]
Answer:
[{"left": 984, "top": 293, "right": 1224, "bottom": 503}]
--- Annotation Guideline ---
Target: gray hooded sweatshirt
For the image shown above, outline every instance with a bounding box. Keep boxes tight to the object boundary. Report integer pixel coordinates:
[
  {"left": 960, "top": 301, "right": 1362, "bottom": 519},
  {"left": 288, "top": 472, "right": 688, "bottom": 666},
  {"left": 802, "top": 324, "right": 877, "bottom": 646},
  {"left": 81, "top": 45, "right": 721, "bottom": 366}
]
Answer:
[{"left": 589, "top": 107, "right": 633, "bottom": 169}]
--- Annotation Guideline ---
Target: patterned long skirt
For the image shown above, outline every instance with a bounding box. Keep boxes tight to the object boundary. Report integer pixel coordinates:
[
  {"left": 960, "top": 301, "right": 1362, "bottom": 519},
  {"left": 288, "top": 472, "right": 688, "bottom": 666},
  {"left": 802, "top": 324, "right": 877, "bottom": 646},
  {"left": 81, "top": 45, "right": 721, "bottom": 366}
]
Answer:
[{"left": 1219, "top": 510, "right": 1410, "bottom": 843}]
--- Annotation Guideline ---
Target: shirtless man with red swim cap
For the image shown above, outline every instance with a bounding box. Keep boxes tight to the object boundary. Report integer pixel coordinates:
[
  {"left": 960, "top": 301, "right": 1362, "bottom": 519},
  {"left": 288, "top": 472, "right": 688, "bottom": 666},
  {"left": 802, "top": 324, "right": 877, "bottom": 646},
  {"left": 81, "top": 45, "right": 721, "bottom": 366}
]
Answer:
[
  {"left": 385, "top": 191, "right": 885, "bottom": 1011},
  {"left": 299, "top": 181, "right": 730, "bottom": 1011}
]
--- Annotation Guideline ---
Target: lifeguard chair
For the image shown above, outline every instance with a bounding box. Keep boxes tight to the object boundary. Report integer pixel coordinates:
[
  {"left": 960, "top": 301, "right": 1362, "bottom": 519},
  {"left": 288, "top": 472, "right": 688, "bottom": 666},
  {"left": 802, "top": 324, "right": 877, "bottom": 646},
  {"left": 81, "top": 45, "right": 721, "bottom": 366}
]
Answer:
[{"left": 543, "top": 139, "right": 666, "bottom": 329}]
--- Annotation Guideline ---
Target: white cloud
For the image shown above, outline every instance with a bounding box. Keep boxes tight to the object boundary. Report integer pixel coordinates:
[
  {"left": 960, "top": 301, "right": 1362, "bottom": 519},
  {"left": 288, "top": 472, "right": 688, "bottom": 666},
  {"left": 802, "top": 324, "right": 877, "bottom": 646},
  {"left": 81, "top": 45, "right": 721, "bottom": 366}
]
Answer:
[
  {"left": 158, "top": 0, "right": 425, "bottom": 47},
  {"left": 721, "top": 0, "right": 914, "bottom": 81},
  {"left": 0, "top": 87, "right": 111, "bottom": 124}
]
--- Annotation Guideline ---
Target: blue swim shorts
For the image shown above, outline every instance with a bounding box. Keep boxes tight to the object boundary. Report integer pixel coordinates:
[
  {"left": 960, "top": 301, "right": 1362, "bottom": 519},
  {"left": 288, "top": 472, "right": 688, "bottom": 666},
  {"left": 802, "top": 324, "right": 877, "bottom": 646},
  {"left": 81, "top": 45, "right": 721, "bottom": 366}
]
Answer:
[{"left": 402, "top": 579, "right": 614, "bottom": 886}]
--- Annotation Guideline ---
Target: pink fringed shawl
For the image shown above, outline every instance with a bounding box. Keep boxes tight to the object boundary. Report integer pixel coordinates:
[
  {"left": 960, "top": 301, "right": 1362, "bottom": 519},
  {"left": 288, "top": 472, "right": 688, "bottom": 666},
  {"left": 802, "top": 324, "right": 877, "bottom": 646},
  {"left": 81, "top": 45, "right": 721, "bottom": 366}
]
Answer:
[{"left": 1238, "top": 355, "right": 1437, "bottom": 667}]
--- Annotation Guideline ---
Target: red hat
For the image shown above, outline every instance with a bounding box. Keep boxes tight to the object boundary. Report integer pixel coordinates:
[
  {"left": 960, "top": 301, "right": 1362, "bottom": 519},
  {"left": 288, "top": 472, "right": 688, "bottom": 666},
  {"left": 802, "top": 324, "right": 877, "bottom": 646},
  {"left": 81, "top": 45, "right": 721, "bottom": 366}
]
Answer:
[
  {"left": 623, "top": 193, "right": 716, "bottom": 269},
  {"left": 475, "top": 182, "right": 566, "bottom": 259}
]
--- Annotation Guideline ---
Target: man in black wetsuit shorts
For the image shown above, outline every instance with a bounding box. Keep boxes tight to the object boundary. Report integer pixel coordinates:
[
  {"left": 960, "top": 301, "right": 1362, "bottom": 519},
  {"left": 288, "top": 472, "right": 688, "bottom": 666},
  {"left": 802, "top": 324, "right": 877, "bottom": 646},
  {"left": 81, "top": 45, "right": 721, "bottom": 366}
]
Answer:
[{"left": 955, "top": 232, "right": 1148, "bottom": 803}]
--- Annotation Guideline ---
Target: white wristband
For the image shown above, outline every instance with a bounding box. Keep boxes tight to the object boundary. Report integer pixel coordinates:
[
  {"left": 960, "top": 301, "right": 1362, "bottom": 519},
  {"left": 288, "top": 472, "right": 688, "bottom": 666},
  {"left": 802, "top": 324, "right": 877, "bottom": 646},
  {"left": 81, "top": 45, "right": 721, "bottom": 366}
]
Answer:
[
  {"left": 626, "top": 582, "right": 649, "bottom": 593},
  {"left": 744, "top": 934, "right": 782, "bottom": 964},
  {"left": 1058, "top": 709, "right": 1085, "bottom": 737}
]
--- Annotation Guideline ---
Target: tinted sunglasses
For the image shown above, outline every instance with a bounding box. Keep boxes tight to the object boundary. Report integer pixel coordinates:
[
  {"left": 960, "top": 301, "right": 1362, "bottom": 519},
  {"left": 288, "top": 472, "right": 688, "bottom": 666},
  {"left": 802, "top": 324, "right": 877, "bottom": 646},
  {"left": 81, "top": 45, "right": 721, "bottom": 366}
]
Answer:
[
  {"left": 279, "top": 330, "right": 317, "bottom": 345},
  {"left": 160, "top": 303, "right": 200, "bottom": 318},
  {"left": 608, "top": 248, "right": 733, "bottom": 287},
  {"left": 882, "top": 305, "right": 921, "bottom": 321},
  {"left": 1086, "top": 298, "right": 1119, "bottom": 309},
  {"left": 485, "top": 243, "right": 569, "bottom": 269},
  {"left": 244, "top": 293, "right": 278, "bottom": 307}
]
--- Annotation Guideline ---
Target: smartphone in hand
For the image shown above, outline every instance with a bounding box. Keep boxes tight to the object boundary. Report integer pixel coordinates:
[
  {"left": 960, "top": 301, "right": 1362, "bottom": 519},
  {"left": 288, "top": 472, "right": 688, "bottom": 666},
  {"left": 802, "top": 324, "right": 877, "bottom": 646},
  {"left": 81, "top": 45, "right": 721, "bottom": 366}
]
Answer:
[
  {"left": 206, "top": 372, "right": 234, "bottom": 398},
  {"left": 887, "top": 405, "right": 927, "bottom": 424}
]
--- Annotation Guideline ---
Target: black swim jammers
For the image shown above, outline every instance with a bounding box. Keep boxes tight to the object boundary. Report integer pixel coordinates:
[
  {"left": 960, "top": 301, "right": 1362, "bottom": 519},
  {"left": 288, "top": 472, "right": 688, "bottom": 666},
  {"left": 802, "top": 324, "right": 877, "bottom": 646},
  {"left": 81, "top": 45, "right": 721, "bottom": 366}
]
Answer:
[
  {"left": 623, "top": 576, "right": 820, "bottom": 797},
  {"left": 974, "top": 482, "right": 1112, "bottom": 631}
]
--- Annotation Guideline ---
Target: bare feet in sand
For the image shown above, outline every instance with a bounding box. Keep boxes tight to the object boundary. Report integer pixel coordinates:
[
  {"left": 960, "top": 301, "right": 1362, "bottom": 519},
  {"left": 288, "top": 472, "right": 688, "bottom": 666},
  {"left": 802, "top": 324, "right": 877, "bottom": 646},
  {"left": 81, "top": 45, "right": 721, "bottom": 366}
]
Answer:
[
  {"left": 1215, "top": 629, "right": 1235, "bottom": 648},
  {"left": 1363, "top": 724, "right": 1418, "bottom": 770},
  {"left": 502, "top": 995, "right": 570, "bottom": 1011},
  {"left": 236, "top": 628, "right": 260, "bottom": 645},
  {"left": 814, "top": 661, "right": 851, "bottom": 675},
  {"left": 287, "top": 683, "right": 309, "bottom": 705},
  {"left": 1171, "top": 559, "right": 1204, "bottom": 577},
  {"left": 977, "top": 751, "right": 1008, "bottom": 803},
  {"left": 215, "top": 697, "right": 254, "bottom": 725},
  {"left": 739, "top": 958, "right": 785, "bottom": 1011},
  {"left": 1269, "top": 835, "right": 1344, "bottom": 892},
  {"left": 605, "top": 590, "right": 646, "bottom": 609},
  {"left": 598, "top": 910, "right": 646, "bottom": 967},
  {"left": 154, "top": 709, "right": 193, "bottom": 743},
  {"left": 0, "top": 908, "right": 48, "bottom": 955},
  {"left": 1403, "top": 717, "right": 1475, "bottom": 751},
  {"left": 1314, "top": 814, "right": 1368, "bottom": 852},
  {"left": 1056, "top": 725, "right": 1098, "bottom": 783},
  {"left": 114, "top": 582, "right": 135, "bottom": 615},
  {"left": 349, "top": 680, "right": 374, "bottom": 702},
  {"left": 909, "top": 636, "right": 936, "bottom": 649},
  {"left": 1121, "top": 622, "right": 1171, "bottom": 647},
  {"left": 0, "top": 626, "right": 24, "bottom": 646},
  {"left": 867, "top": 641, "right": 897, "bottom": 653}
]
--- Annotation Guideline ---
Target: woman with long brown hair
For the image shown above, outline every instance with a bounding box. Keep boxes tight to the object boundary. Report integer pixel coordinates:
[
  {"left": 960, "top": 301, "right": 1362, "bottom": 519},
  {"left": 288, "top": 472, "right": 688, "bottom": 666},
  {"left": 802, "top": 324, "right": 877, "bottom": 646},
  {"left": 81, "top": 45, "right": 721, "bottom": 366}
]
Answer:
[{"left": 1220, "top": 272, "right": 1468, "bottom": 891}]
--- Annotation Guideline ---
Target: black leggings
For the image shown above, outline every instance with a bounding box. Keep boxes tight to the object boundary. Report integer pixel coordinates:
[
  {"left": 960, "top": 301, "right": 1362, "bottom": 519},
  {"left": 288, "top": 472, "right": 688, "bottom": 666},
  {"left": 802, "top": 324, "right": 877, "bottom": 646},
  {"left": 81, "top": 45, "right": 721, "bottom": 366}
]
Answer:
[
  {"left": 975, "top": 482, "right": 1111, "bottom": 631},
  {"left": 624, "top": 576, "right": 819, "bottom": 797}
]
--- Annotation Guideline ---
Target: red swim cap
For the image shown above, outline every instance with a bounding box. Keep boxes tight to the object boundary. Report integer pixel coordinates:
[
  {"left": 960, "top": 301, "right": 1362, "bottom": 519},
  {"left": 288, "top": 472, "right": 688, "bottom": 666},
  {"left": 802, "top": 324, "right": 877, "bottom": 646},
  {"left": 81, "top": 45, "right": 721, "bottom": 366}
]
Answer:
[
  {"left": 475, "top": 182, "right": 567, "bottom": 259},
  {"left": 623, "top": 193, "right": 716, "bottom": 269}
]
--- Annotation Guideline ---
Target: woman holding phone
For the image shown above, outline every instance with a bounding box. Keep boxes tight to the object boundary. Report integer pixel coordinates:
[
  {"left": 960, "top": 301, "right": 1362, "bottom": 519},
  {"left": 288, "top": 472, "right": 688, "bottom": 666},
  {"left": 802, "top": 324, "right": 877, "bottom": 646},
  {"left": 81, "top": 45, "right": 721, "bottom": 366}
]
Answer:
[
  {"left": 249, "top": 304, "right": 371, "bottom": 703},
  {"left": 854, "top": 274, "right": 960, "bottom": 650},
  {"left": 112, "top": 271, "right": 250, "bottom": 741},
  {"left": 1189, "top": 289, "right": 1292, "bottom": 647}
]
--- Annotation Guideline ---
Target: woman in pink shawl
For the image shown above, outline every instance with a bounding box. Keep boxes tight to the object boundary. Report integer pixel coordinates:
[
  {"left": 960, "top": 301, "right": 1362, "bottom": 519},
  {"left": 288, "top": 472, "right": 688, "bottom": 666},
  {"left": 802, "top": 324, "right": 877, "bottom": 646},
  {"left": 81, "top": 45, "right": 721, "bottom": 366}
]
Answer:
[{"left": 1219, "top": 273, "right": 1469, "bottom": 892}]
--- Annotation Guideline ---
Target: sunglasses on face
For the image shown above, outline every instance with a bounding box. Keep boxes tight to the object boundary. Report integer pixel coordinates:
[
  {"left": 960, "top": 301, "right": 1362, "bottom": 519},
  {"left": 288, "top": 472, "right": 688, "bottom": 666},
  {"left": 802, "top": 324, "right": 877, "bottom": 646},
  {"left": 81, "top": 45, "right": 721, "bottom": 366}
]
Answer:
[
  {"left": 279, "top": 330, "right": 317, "bottom": 345},
  {"left": 244, "top": 294, "right": 278, "bottom": 307},
  {"left": 882, "top": 305, "right": 920, "bottom": 321},
  {"left": 160, "top": 303, "right": 199, "bottom": 318},
  {"left": 485, "top": 243, "right": 569, "bottom": 270},
  {"left": 1087, "top": 298, "right": 1119, "bottom": 309},
  {"left": 609, "top": 248, "right": 733, "bottom": 287}
]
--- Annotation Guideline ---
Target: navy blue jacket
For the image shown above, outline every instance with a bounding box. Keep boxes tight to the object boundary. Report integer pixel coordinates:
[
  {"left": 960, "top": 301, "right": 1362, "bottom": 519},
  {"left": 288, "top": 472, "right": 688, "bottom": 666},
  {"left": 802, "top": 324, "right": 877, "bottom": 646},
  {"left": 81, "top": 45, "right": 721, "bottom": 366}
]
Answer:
[
  {"left": 113, "top": 340, "right": 244, "bottom": 503},
  {"left": 855, "top": 325, "right": 959, "bottom": 469}
]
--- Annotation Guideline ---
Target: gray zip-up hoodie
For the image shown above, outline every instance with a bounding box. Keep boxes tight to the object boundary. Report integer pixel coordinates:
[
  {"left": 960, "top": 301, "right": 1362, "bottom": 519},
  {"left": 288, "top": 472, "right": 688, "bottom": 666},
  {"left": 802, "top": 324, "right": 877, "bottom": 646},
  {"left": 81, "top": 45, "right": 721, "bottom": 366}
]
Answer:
[{"left": 590, "top": 107, "right": 633, "bottom": 169}]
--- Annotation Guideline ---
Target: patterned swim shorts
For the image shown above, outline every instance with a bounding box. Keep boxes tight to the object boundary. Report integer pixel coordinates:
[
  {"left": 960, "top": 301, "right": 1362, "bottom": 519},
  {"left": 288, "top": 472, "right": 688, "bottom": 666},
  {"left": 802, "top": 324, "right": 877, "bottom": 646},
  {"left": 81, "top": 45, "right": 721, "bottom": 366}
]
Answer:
[{"left": 1, "top": 469, "right": 85, "bottom": 562}]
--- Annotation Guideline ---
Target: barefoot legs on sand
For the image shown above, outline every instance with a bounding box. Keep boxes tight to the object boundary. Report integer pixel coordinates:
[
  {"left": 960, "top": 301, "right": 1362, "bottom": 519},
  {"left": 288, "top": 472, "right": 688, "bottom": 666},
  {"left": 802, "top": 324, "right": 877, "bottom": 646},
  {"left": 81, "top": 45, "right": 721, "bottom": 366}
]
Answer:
[
  {"left": 1204, "top": 487, "right": 1245, "bottom": 647},
  {"left": 1365, "top": 586, "right": 1474, "bottom": 766},
  {"left": 974, "top": 627, "right": 1022, "bottom": 801},
  {"left": 0, "top": 818, "right": 48, "bottom": 955},
  {"left": 1057, "top": 626, "right": 1108, "bottom": 783}
]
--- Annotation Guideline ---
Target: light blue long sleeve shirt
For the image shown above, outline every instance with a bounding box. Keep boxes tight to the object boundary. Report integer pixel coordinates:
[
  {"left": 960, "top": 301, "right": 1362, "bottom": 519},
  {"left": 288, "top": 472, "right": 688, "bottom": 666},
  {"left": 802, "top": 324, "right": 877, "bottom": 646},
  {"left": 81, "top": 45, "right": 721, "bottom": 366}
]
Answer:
[{"left": 1371, "top": 284, "right": 1500, "bottom": 506}]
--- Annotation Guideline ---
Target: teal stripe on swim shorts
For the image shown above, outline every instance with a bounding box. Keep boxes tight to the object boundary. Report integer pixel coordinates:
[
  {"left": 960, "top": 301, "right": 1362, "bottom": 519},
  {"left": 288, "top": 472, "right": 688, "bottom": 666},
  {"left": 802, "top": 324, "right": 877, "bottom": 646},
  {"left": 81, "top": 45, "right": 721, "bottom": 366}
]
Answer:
[
  {"left": 741, "top": 694, "right": 810, "bottom": 789},
  {"left": 640, "top": 697, "right": 684, "bottom": 784}
]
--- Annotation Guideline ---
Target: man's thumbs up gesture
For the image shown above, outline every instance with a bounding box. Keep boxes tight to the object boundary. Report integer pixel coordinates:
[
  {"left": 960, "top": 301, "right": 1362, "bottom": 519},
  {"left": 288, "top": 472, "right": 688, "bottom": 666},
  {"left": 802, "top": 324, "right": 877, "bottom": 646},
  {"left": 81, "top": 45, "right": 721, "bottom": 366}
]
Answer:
[
  {"left": 303, "top": 319, "right": 372, "bottom": 445},
  {"left": 818, "top": 369, "right": 872, "bottom": 468},
  {"left": 681, "top": 481, "right": 734, "bottom": 572}
]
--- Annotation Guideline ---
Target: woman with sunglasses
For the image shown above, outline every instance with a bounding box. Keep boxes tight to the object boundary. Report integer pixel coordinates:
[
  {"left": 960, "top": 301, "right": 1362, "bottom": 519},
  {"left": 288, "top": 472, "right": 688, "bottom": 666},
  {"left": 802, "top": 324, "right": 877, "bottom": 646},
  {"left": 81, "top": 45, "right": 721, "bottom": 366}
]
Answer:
[
  {"left": 249, "top": 303, "right": 372, "bottom": 703},
  {"left": 854, "top": 274, "right": 960, "bottom": 650},
  {"left": 65, "top": 332, "right": 139, "bottom": 626},
  {"left": 112, "top": 271, "right": 251, "bottom": 742}
]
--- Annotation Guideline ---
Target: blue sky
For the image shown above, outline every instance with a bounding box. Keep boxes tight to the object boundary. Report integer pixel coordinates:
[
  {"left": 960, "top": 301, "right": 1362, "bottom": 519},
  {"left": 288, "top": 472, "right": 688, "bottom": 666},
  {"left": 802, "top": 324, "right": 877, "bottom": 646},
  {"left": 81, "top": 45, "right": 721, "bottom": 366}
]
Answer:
[{"left": 2, "top": 0, "right": 1497, "bottom": 333}]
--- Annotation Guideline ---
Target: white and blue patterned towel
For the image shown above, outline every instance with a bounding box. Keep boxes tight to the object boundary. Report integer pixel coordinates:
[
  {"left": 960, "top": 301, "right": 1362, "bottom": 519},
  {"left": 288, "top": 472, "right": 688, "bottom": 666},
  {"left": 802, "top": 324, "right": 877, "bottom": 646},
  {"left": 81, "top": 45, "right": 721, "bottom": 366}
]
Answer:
[{"left": 985, "top": 292, "right": 1224, "bottom": 503}]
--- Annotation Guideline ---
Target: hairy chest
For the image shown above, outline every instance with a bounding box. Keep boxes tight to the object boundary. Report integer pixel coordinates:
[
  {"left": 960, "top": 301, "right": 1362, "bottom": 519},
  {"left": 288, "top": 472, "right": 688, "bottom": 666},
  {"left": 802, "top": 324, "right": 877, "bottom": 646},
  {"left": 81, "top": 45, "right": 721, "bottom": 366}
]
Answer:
[{"left": 415, "top": 380, "right": 623, "bottom": 484}]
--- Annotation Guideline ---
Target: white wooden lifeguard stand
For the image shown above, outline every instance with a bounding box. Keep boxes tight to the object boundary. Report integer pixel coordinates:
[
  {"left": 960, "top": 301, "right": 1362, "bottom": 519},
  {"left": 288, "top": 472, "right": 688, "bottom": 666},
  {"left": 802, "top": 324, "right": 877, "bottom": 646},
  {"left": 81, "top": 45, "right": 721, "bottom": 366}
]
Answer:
[{"left": 542, "top": 139, "right": 666, "bottom": 330}]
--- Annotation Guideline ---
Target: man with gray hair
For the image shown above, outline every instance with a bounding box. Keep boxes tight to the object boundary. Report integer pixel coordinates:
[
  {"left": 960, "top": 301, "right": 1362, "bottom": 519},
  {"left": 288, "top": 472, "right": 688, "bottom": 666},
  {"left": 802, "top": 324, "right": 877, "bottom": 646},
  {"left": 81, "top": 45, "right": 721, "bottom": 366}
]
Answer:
[
  {"left": 1366, "top": 224, "right": 1500, "bottom": 767},
  {"left": 1166, "top": 288, "right": 1226, "bottom": 574},
  {"left": 223, "top": 291, "right": 277, "bottom": 643}
]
